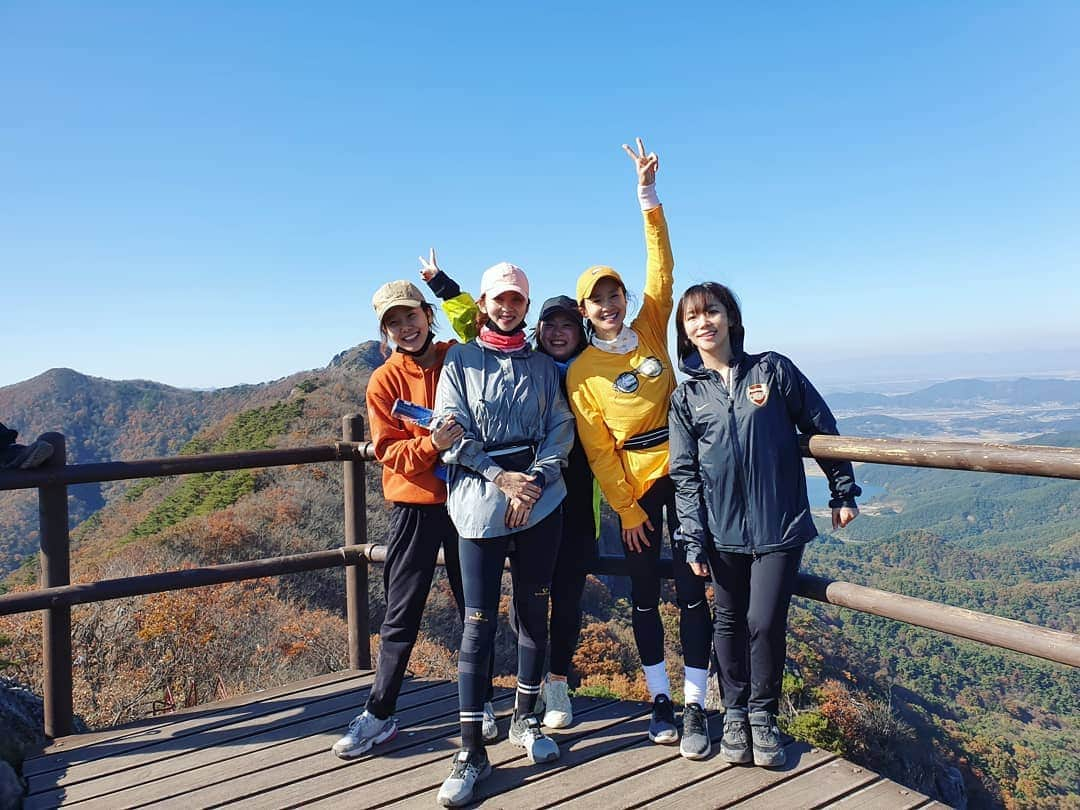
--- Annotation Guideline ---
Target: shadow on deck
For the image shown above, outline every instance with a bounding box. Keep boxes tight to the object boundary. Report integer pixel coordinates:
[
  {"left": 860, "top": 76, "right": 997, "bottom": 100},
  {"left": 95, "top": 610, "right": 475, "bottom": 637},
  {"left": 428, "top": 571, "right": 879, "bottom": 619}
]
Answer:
[{"left": 22, "top": 671, "right": 943, "bottom": 809}]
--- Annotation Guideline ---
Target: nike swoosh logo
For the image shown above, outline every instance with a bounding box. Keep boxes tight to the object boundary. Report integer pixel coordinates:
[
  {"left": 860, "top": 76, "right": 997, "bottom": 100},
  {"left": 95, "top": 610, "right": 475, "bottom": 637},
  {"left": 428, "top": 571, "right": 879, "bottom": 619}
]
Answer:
[{"left": 695, "top": 403, "right": 708, "bottom": 411}]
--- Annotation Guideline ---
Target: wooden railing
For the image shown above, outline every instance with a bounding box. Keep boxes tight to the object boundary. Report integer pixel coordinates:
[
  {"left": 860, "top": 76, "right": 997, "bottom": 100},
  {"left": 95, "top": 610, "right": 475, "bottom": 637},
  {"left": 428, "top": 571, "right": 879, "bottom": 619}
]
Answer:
[{"left": 1, "top": 416, "right": 1078, "bottom": 738}]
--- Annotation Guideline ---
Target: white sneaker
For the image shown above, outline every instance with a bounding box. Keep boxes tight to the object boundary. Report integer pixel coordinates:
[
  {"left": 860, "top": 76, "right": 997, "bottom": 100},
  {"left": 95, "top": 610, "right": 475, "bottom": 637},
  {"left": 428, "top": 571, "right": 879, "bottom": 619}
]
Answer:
[
  {"left": 509, "top": 712, "right": 560, "bottom": 763},
  {"left": 331, "top": 710, "right": 398, "bottom": 759},
  {"left": 437, "top": 749, "right": 491, "bottom": 807},
  {"left": 541, "top": 679, "right": 573, "bottom": 729},
  {"left": 482, "top": 701, "right": 499, "bottom": 742}
]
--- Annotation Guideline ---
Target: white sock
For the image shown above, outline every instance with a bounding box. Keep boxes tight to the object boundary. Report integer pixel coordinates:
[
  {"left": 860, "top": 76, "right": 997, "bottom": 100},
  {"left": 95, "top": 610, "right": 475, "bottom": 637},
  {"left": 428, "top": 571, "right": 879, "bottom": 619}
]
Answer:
[
  {"left": 684, "top": 666, "right": 709, "bottom": 707},
  {"left": 643, "top": 661, "right": 670, "bottom": 700}
]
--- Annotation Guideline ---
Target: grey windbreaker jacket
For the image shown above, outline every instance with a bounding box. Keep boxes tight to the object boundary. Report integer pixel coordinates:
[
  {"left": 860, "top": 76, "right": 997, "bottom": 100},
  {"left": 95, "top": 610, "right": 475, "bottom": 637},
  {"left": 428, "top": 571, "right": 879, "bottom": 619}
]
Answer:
[
  {"left": 435, "top": 338, "right": 575, "bottom": 539},
  {"left": 668, "top": 349, "right": 860, "bottom": 561}
]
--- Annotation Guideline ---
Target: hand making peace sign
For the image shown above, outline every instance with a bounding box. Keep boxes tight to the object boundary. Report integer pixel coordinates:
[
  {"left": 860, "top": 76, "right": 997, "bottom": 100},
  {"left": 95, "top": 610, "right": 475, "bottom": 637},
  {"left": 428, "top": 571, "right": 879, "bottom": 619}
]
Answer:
[
  {"left": 418, "top": 247, "right": 441, "bottom": 283},
  {"left": 622, "top": 137, "right": 659, "bottom": 186}
]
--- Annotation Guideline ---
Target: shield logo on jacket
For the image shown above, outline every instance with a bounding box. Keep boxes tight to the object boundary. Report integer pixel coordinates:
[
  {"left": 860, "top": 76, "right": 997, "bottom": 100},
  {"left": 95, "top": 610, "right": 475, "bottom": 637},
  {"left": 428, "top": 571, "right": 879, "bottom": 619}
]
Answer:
[{"left": 747, "top": 383, "right": 769, "bottom": 407}]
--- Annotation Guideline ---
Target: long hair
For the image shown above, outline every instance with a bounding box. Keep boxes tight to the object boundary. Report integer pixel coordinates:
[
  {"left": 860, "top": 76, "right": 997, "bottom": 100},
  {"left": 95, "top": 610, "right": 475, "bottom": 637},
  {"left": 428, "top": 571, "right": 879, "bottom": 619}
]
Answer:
[{"left": 674, "top": 282, "right": 745, "bottom": 363}]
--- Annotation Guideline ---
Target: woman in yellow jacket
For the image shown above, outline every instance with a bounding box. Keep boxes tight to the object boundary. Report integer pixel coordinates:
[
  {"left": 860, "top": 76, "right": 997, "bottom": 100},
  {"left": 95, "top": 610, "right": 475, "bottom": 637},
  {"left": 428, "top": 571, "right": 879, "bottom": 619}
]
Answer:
[{"left": 566, "top": 139, "right": 712, "bottom": 760}]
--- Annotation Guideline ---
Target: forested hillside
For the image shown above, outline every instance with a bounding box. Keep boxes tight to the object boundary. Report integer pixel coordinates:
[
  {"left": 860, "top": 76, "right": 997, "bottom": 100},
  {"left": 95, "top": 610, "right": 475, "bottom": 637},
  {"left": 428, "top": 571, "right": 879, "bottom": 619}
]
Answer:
[{"left": 2, "top": 370, "right": 1078, "bottom": 807}]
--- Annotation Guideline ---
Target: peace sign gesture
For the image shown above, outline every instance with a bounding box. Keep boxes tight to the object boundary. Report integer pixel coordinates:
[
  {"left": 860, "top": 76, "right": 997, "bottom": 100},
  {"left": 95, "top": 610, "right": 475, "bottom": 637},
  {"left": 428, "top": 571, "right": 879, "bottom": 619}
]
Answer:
[
  {"left": 622, "top": 137, "right": 659, "bottom": 186},
  {"left": 418, "top": 247, "right": 441, "bottom": 282}
]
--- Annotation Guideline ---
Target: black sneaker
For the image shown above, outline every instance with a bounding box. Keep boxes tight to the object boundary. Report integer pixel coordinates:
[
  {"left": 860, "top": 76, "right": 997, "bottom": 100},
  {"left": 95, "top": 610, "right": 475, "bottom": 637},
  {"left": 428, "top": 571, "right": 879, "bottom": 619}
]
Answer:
[
  {"left": 720, "top": 708, "right": 752, "bottom": 764},
  {"left": 648, "top": 694, "right": 678, "bottom": 744},
  {"left": 680, "top": 702, "right": 711, "bottom": 760},
  {"left": 749, "top": 710, "right": 786, "bottom": 768}
]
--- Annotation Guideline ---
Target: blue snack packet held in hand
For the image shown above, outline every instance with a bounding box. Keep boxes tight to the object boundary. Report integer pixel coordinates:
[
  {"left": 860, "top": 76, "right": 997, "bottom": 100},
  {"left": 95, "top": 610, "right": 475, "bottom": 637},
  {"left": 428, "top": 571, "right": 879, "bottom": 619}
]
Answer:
[
  {"left": 391, "top": 398, "right": 436, "bottom": 429},
  {"left": 391, "top": 399, "right": 449, "bottom": 480}
]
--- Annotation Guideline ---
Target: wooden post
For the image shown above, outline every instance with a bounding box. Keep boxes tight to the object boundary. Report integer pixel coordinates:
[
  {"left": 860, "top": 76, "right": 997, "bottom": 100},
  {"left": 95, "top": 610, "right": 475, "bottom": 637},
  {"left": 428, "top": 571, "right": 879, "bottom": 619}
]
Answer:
[
  {"left": 342, "top": 414, "right": 371, "bottom": 669},
  {"left": 37, "top": 432, "right": 73, "bottom": 738}
]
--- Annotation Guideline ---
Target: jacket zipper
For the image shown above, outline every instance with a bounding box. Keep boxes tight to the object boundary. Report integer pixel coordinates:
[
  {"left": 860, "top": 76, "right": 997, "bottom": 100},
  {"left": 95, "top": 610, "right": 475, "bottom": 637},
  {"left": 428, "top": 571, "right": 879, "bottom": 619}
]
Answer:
[{"left": 722, "top": 368, "right": 756, "bottom": 553}]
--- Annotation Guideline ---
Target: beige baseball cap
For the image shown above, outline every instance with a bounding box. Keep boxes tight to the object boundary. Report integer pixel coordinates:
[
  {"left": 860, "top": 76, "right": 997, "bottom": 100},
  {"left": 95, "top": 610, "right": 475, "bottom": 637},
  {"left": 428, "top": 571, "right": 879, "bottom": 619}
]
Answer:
[{"left": 372, "top": 280, "right": 427, "bottom": 323}]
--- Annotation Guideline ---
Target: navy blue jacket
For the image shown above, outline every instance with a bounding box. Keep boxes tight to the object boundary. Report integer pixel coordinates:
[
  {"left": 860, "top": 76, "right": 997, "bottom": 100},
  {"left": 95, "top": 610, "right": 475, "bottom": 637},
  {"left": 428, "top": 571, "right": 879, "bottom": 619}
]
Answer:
[{"left": 668, "top": 350, "right": 860, "bottom": 561}]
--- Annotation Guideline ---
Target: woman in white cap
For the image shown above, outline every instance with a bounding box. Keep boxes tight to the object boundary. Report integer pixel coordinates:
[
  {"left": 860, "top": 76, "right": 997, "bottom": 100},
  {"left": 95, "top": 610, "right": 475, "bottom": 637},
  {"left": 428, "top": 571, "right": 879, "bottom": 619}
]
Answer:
[
  {"left": 566, "top": 139, "right": 713, "bottom": 760},
  {"left": 331, "top": 278, "right": 472, "bottom": 759},
  {"left": 433, "top": 262, "right": 575, "bottom": 807}
]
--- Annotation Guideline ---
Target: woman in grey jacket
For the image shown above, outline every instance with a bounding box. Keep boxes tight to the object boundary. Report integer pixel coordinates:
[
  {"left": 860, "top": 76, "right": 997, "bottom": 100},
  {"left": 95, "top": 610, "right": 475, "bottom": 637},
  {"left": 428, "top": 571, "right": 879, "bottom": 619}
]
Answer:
[
  {"left": 433, "top": 261, "right": 575, "bottom": 808},
  {"left": 668, "top": 282, "right": 860, "bottom": 770}
]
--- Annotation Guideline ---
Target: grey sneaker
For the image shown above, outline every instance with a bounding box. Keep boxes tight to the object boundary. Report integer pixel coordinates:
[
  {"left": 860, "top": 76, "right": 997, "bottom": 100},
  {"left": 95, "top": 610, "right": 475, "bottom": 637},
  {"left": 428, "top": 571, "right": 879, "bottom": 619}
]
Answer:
[
  {"left": 749, "top": 710, "right": 786, "bottom": 768},
  {"left": 437, "top": 749, "right": 491, "bottom": 807},
  {"left": 3, "top": 440, "right": 53, "bottom": 470},
  {"left": 509, "top": 712, "right": 560, "bottom": 763},
  {"left": 541, "top": 679, "right": 573, "bottom": 729},
  {"left": 680, "top": 702, "right": 711, "bottom": 760},
  {"left": 482, "top": 701, "right": 499, "bottom": 742},
  {"left": 720, "top": 708, "right": 752, "bottom": 764},
  {"left": 648, "top": 694, "right": 679, "bottom": 744},
  {"left": 331, "top": 710, "right": 398, "bottom": 758}
]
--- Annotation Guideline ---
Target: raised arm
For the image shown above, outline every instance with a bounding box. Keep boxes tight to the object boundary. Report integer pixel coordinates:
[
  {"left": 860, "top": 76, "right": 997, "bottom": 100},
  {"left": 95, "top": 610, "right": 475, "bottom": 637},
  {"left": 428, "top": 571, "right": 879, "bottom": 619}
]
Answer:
[
  {"left": 622, "top": 138, "right": 674, "bottom": 347},
  {"left": 419, "top": 248, "right": 479, "bottom": 342}
]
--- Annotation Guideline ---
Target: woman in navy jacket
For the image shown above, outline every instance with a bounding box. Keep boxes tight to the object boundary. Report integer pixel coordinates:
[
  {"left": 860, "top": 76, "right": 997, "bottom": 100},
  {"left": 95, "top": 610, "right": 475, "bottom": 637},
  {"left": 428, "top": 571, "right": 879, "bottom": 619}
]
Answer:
[{"left": 668, "top": 282, "right": 860, "bottom": 769}]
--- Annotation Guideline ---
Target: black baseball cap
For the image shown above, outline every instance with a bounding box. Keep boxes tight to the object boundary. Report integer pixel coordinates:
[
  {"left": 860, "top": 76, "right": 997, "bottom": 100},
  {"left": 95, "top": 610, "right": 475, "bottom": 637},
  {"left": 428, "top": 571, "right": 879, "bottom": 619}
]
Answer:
[{"left": 538, "top": 295, "right": 581, "bottom": 322}]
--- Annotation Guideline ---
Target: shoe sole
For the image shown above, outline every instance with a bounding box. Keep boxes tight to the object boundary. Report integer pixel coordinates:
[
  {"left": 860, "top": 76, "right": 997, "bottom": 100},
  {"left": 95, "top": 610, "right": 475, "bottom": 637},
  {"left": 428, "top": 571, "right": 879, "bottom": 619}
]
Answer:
[
  {"left": 509, "top": 732, "right": 560, "bottom": 764},
  {"left": 680, "top": 738, "right": 712, "bottom": 760},
  {"left": 542, "top": 711, "right": 572, "bottom": 729},
  {"left": 437, "top": 761, "right": 492, "bottom": 807},
  {"left": 332, "top": 723, "right": 398, "bottom": 759},
  {"left": 648, "top": 730, "right": 679, "bottom": 745},
  {"left": 720, "top": 745, "right": 753, "bottom": 764},
  {"left": 753, "top": 749, "right": 786, "bottom": 768}
]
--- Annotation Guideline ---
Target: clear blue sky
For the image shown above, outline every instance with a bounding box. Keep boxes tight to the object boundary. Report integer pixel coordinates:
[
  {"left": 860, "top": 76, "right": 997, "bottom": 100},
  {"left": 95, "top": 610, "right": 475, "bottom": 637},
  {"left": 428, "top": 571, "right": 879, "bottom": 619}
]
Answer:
[{"left": 2, "top": 2, "right": 1078, "bottom": 389}]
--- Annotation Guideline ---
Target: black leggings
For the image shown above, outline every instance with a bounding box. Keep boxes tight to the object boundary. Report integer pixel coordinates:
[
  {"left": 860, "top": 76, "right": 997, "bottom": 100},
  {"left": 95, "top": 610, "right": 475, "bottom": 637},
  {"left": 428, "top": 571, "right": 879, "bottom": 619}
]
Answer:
[
  {"left": 458, "top": 508, "right": 562, "bottom": 752},
  {"left": 366, "top": 503, "right": 464, "bottom": 720},
  {"left": 622, "top": 476, "right": 712, "bottom": 671},
  {"left": 509, "top": 497, "right": 596, "bottom": 679},
  {"left": 706, "top": 544, "right": 805, "bottom": 716}
]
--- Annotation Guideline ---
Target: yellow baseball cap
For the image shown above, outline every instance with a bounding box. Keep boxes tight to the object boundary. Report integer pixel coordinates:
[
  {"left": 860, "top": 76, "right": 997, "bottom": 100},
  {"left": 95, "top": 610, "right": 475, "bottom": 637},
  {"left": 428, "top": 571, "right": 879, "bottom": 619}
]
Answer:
[{"left": 576, "top": 265, "right": 624, "bottom": 303}]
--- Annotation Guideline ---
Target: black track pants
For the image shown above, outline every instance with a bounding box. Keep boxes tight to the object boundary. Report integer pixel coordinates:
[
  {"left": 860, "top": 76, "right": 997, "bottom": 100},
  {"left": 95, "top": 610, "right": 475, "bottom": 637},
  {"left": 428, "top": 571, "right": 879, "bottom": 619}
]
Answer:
[
  {"left": 706, "top": 544, "right": 805, "bottom": 716},
  {"left": 365, "top": 503, "right": 464, "bottom": 720}
]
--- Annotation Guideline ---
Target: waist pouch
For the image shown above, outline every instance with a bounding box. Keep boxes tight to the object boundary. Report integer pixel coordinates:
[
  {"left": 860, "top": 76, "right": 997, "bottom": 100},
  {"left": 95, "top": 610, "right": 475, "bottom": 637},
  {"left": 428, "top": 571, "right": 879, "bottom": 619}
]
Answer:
[
  {"left": 622, "top": 426, "right": 669, "bottom": 451},
  {"left": 487, "top": 443, "right": 536, "bottom": 473}
]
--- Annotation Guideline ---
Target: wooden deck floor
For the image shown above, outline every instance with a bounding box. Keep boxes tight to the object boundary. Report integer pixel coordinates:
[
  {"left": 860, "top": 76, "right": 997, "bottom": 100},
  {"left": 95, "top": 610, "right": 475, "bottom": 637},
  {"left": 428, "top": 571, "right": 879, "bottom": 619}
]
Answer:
[{"left": 23, "top": 670, "right": 943, "bottom": 809}]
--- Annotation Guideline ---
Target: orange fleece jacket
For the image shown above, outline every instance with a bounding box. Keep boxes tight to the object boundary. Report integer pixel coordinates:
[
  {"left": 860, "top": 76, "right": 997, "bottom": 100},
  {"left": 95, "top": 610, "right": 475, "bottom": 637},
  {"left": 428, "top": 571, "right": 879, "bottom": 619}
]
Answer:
[{"left": 365, "top": 341, "right": 454, "bottom": 504}]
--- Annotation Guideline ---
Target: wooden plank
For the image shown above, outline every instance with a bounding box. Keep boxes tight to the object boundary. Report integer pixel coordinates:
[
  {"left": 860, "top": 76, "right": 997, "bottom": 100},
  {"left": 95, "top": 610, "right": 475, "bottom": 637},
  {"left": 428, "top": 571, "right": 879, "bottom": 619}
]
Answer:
[
  {"left": 301, "top": 697, "right": 624, "bottom": 810},
  {"left": 31, "top": 680, "right": 468, "bottom": 809},
  {"left": 25, "top": 672, "right": 425, "bottom": 800},
  {"left": 725, "top": 758, "right": 878, "bottom": 809},
  {"left": 489, "top": 708, "right": 720, "bottom": 809},
  {"left": 826, "top": 777, "right": 932, "bottom": 809},
  {"left": 637, "top": 742, "right": 835, "bottom": 808},
  {"left": 199, "top": 691, "right": 533, "bottom": 809},
  {"left": 26, "top": 669, "right": 371, "bottom": 763}
]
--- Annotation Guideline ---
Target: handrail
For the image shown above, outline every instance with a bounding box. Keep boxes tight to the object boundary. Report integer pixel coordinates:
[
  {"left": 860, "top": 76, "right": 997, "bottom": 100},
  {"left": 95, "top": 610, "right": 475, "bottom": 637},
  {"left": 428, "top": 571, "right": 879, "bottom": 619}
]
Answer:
[
  {"left": 2, "top": 426, "right": 1078, "bottom": 737},
  {"left": 801, "top": 434, "right": 1080, "bottom": 480}
]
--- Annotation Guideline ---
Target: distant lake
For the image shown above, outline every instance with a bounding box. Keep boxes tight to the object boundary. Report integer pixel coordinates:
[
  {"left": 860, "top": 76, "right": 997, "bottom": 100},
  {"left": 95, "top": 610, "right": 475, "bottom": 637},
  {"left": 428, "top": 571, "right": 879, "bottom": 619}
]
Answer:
[{"left": 805, "top": 477, "right": 885, "bottom": 508}]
